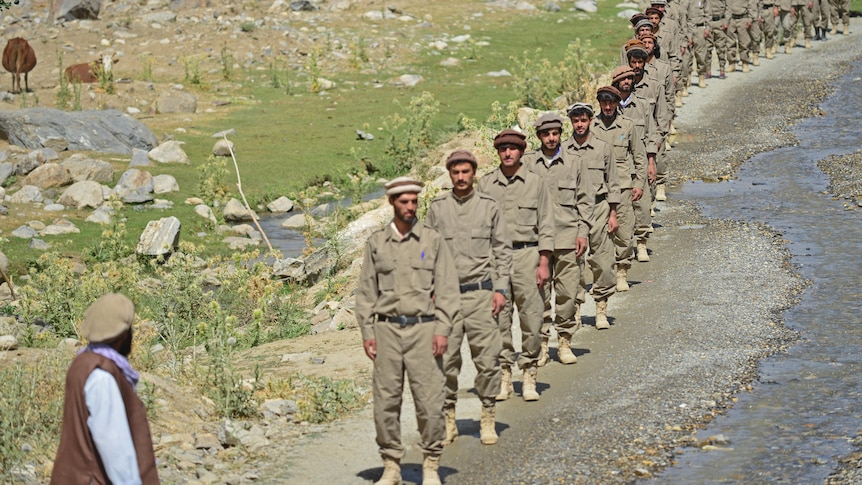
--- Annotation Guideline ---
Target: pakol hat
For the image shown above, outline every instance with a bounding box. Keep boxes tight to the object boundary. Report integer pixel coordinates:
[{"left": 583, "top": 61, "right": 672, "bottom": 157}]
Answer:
[
  {"left": 639, "top": 32, "right": 657, "bottom": 43},
  {"left": 635, "top": 18, "right": 655, "bottom": 31},
  {"left": 493, "top": 129, "right": 527, "bottom": 150},
  {"left": 650, "top": 0, "right": 668, "bottom": 5},
  {"left": 566, "top": 102, "right": 595, "bottom": 118},
  {"left": 533, "top": 113, "right": 564, "bottom": 133},
  {"left": 625, "top": 39, "right": 649, "bottom": 57},
  {"left": 596, "top": 86, "right": 623, "bottom": 101},
  {"left": 445, "top": 150, "right": 478, "bottom": 169},
  {"left": 629, "top": 12, "right": 648, "bottom": 26},
  {"left": 645, "top": 6, "right": 664, "bottom": 18},
  {"left": 611, "top": 65, "right": 636, "bottom": 84},
  {"left": 385, "top": 176, "right": 424, "bottom": 196},
  {"left": 81, "top": 293, "right": 135, "bottom": 343}
]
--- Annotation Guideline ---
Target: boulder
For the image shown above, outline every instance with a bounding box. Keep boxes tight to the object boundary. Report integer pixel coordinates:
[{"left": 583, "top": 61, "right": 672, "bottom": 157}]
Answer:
[
  {"left": 14, "top": 151, "right": 44, "bottom": 176},
  {"left": 114, "top": 169, "right": 154, "bottom": 198},
  {"left": 136, "top": 216, "right": 181, "bottom": 257},
  {"left": 86, "top": 205, "right": 114, "bottom": 224},
  {"left": 58, "top": 181, "right": 104, "bottom": 209},
  {"left": 281, "top": 213, "right": 308, "bottom": 228},
  {"left": 52, "top": 0, "right": 101, "bottom": 20},
  {"left": 11, "top": 225, "right": 38, "bottom": 238},
  {"left": 0, "top": 162, "right": 12, "bottom": 184},
  {"left": 231, "top": 224, "right": 261, "bottom": 239},
  {"left": 22, "top": 163, "right": 72, "bottom": 188},
  {"left": 272, "top": 257, "right": 304, "bottom": 280},
  {"left": 212, "top": 139, "right": 234, "bottom": 157},
  {"left": 41, "top": 219, "right": 80, "bottom": 236},
  {"left": 266, "top": 196, "right": 294, "bottom": 213},
  {"left": 153, "top": 174, "right": 179, "bottom": 194},
  {"left": 574, "top": 0, "right": 598, "bottom": 12},
  {"left": 44, "top": 203, "right": 65, "bottom": 211},
  {"left": 0, "top": 251, "right": 6, "bottom": 273},
  {"left": 129, "top": 148, "right": 151, "bottom": 167},
  {"left": 148, "top": 141, "right": 189, "bottom": 164},
  {"left": 194, "top": 204, "right": 218, "bottom": 224},
  {"left": 155, "top": 91, "right": 197, "bottom": 114},
  {"left": 0, "top": 109, "right": 158, "bottom": 154},
  {"left": 222, "top": 236, "right": 261, "bottom": 250},
  {"left": 29, "top": 239, "right": 51, "bottom": 250},
  {"left": 0, "top": 335, "right": 18, "bottom": 351},
  {"left": 142, "top": 11, "right": 177, "bottom": 23},
  {"left": 8, "top": 185, "right": 43, "bottom": 204},
  {"left": 61, "top": 157, "right": 114, "bottom": 183},
  {"left": 223, "top": 198, "right": 257, "bottom": 221}
]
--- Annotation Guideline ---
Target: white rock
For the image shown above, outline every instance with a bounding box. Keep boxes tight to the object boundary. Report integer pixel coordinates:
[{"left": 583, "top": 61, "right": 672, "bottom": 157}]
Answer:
[
  {"left": 8, "top": 185, "right": 43, "bottom": 204},
  {"left": 398, "top": 74, "right": 424, "bottom": 87},
  {"left": 0, "top": 335, "right": 18, "bottom": 351},
  {"left": 281, "top": 213, "right": 308, "bottom": 228},
  {"left": 266, "top": 196, "right": 294, "bottom": 213},
  {"left": 153, "top": 174, "right": 179, "bottom": 194},
  {"left": 148, "top": 141, "right": 189, "bottom": 164},
  {"left": 487, "top": 70, "right": 512, "bottom": 77},
  {"left": 41, "top": 219, "right": 80, "bottom": 236},
  {"left": 194, "top": 204, "right": 218, "bottom": 224},
  {"left": 575, "top": 0, "right": 598, "bottom": 12}
]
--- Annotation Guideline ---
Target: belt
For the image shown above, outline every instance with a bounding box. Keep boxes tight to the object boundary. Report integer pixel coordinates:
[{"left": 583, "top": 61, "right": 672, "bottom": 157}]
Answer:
[
  {"left": 596, "top": 193, "right": 607, "bottom": 203},
  {"left": 712, "top": 15, "right": 723, "bottom": 21},
  {"left": 460, "top": 279, "right": 493, "bottom": 293},
  {"left": 378, "top": 314, "right": 435, "bottom": 327},
  {"left": 762, "top": 4, "right": 773, "bottom": 7},
  {"left": 731, "top": 13, "right": 747, "bottom": 19},
  {"left": 695, "top": 22, "right": 705, "bottom": 26},
  {"left": 512, "top": 241, "right": 539, "bottom": 250}
]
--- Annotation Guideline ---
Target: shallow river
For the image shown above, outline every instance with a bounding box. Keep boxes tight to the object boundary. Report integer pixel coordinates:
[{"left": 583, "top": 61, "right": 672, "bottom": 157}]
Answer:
[{"left": 650, "top": 61, "right": 862, "bottom": 482}]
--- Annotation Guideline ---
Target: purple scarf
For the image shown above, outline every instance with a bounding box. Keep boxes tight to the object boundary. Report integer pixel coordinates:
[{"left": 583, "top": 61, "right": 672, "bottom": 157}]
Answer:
[{"left": 79, "top": 343, "right": 140, "bottom": 389}]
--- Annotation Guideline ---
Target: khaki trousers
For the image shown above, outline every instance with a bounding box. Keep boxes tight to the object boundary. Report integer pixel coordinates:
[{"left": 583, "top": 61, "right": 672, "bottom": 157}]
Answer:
[
  {"left": 498, "top": 247, "right": 543, "bottom": 369},
  {"left": 373, "top": 318, "right": 445, "bottom": 460},
  {"left": 707, "top": 20, "right": 729, "bottom": 71},
  {"left": 727, "top": 17, "right": 752, "bottom": 63},
  {"left": 750, "top": 8, "right": 777, "bottom": 54},
  {"left": 580, "top": 198, "right": 617, "bottom": 302},
  {"left": 813, "top": 0, "right": 830, "bottom": 29},
  {"left": 679, "top": 42, "right": 693, "bottom": 88},
  {"left": 613, "top": 188, "right": 635, "bottom": 270},
  {"left": 540, "top": 247, "right": 585, "bottom": 340},
  {"left": 633, "top": 178, "right": 652, "bottom": 244},
  {"left": 692, "top": 26, "right": 709, "bottom": 76},
  {"left": 829, "top": 0, "right": 849, "bottom": 27},
  {"left": 444, "top": 290, "right": 501, "bottom": 408}
]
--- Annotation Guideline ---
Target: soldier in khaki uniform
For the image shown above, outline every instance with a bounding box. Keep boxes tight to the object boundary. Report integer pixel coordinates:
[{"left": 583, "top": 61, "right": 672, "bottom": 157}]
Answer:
[
  {"left": 592, "top": 86, "right": 648, "bottom": 293},
  {"left": 812, "top": 0, "right": 830, "bottom": 39},
  {"left": 749, "top": 0, "right": 777, "bottom": 62},
  {"left": 566, "top": 103, "right": 620, "bottom": 330},
  {"left": 706, "top": 0, "right": 729, "bottom": 78},
  {"left": 356, "top": 177, "right": 461, "bottom": 485},
  {"left": 477, "top": 130, "right": 555, "bottom": 380},
  {"left": 687, "top": 0, "right": 712, "bottom": 87},
  {"left": 521, "top": 114, "right": 592, "bottom": 366},
  {"left": 425, "top": 150, "right": 512, "bottom": 446},
  {"left": 726, "top": 0, "right": 755, "bottom": 72},
  {"left": 829, "top": 0, "right": 849, "bottom": 35}
]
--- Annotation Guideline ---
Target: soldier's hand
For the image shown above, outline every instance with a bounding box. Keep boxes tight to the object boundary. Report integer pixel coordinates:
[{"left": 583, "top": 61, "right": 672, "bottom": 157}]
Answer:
[
  {"left": 773, "top": 6, "right": 779, "bottom": 17},
  {"left": 704, "top": 28, "right": 710, "bottom": 38},
  {"left": 790, "top": 7, "right": 796, "bottom": 15},
  {"left": 491, "top": 292, "right": 506, "bottom": 317},
  {"left": 647, "top": 159, "right": 658, "bottom": 184},
  {"left": 607, "top": 212, "right": 620, "bottom": 234},
  {"left": 575, "top": 237, "right": 588, "bottom": 258},
  {"left": 432, "top": 335, "right": 448, "bottom": 357},
  {"left": 535, "top": 263, "right": 551, "bottom": 288},
  {"left": 632, "top": 187, "right": 644, "bottom": 201},
  {"left": 746, "top": 20, "right": 752, "bottom": 28},
  {"left": 363, "top": 339, "right": 377, "bottom": 361},
  {"left": 807, "top": 2, "right": 812, "bottom": 9}
]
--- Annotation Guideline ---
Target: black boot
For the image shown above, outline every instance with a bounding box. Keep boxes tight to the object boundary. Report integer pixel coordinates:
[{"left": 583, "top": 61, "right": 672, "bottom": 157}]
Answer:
[
  {"left": 814, "top": 27, "right": 821, "bottom": 40},
  {"left": 821, "top": 28, "right": 828, "bottom": 40}
]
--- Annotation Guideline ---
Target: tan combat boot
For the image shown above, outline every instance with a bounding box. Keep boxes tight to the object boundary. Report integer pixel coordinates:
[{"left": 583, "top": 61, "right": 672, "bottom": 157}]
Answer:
[
  {"left": 675, "top": 97, "right": 683, "bottom": 108},
  {"left": 742, "top": 62, "right": 750, "bottom": 73},
  {"left": 422, "top": 455, "right": 442, "bottom": 485},
  {"left": 496, "top": 365, "right": 513, "bottom": 401},
  {"left": 766, "top": 48, "right": 774, "bottom": 59},
  {"left": 595, "top": 300, "right": 610, "bottom": 330},
  {"left": 844, "top": 22, "right": 850, "bottom": 35},
  {"left": 480, "top": 406, "right": 498, "bottom": 445},
  {"left": 616, "top": 267, "right": 629, "bottom": 292},
  {"left": 752, "top": 53, "right": 760, "bottom": 66},
  {"left": 682, "top": 84, "right": 690, "bottom": 97},
  {"left": 830, "top": 26, "right": 838, "bottom": 35},
  {"left": 805, "top": 38, "right": 812, "bottom": 48},
  {"left": 557, "top": 335, "right": 578, "bottom": 364},
  {"left": 637, "top": 242, "right": 650, "bottom": 262},
  {"left": 698, "top": 75, "right": 706, "bottom": 88},
  {"left": 443, "top": 406, "right": 458, "bottom": 445},
  {"left": 537, "top": 337, "right": 550, "bottom": 367},
  {"left": 375, "top": 457, "right": 402, "bottom": 485},
  {"left": 727, "top": 62, "right": 736, "bottom": 73},
  {"left": 655, "top": 183, "right": 667, "bottom": 201},
  {"left": 785, "top": 44, "right": 792, "bottom": 54},
  {"left": 522, "top": 366, "right": 540, "bottom": 401}
]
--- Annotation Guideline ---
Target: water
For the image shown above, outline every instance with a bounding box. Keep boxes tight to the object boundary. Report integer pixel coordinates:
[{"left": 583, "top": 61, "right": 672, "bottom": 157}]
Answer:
[{"left": 651, "top": 62, "right": 862, "bottom": 482}]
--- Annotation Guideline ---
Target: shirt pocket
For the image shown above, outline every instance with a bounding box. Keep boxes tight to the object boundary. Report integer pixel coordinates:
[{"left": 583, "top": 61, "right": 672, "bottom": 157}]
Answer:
[
  {"left": 374, "top": 256, "right": 396, "bottom": 291},
  {"left": 587, "top": 158, "right": 605, "bottom": 190},
  {"left": 557, "top": 179, "right": 578, "bottom": 208},
  {"left": 470, "top": 224, "right": 492, "bottom": 257},
  {"left": 410, "top": 255, "right": 435, "bottom": 291},
  {"left": 517, "top": 197, "right": 538, "bottom": 227},
  {"left": 613, "top": 138, "right": 628, "bottom": 162}
]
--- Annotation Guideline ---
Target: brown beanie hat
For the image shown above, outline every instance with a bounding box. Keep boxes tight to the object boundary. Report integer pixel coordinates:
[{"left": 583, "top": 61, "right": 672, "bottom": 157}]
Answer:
[
  {"left": 445, "top": 150, "right": 478, "bottom": 169},
  {"left": 493, "top": 129, "right": 527, "bottom": 150}
]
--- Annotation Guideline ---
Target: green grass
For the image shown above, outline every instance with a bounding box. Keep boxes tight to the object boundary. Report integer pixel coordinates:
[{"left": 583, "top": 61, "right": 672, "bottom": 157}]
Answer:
[{"left": 1, "top": 3, "right": 633, "bottom": 270}]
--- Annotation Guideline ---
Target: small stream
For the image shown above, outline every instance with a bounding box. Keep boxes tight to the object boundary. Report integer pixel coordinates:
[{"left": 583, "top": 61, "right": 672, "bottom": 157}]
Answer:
[{"left": 650, "top": 61, "right": 862, "bottom": 482}]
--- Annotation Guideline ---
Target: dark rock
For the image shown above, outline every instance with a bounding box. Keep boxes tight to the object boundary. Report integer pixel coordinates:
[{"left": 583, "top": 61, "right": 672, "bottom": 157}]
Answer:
[{"left": 52, "top": 0, "right": 101, "bottom": 21}]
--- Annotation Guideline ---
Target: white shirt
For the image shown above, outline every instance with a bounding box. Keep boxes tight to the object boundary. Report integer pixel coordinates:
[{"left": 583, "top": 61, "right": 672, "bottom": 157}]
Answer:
[{"left": 84, "top": 368, "right": 142, "bottom": 485}]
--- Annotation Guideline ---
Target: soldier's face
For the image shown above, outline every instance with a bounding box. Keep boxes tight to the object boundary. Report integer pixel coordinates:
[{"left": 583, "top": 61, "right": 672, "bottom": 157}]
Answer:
[
  {"left": 537, "top": 128, "right": 562, "bottom": 152},
  {"left": 448, "top": 162, "right": 476, "bottom": 193},
  {"left": 629, "top": 57, "right": 645, "bottom": 75},
  {"left": 616, "top": 76, "right": 634, "bottom": 93},
  {"left": 569, "top": 114, "right": 591, "bottom": 137},
  {"left": 390, "top": 193, "right": 419, "bottom": 224},
  {"left": 600, "top": 99, "right": 618, "bottom": 118},
  {"left": 637, "top": 26, "right": 653, "bottom": 37},
  {"left": 641, "top": 37, "right": 655, "bottom": 53},
  {"left": 496, "top": 145, "right": 523, "bottom": 168},
  {"left": 648, "top": 13, "right": 661, "bottom": 26}
]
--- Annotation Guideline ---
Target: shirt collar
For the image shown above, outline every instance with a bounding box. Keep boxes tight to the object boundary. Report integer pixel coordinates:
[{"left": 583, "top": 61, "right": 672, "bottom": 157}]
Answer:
[{"left": 389, "top": 219, "right": 420, "bottom": 241}]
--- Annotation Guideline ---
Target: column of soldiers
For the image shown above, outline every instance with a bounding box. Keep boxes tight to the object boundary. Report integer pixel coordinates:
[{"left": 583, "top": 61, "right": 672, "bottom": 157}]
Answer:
[{"left": 358, "top": 5, "right": 851, "bottom": 483}]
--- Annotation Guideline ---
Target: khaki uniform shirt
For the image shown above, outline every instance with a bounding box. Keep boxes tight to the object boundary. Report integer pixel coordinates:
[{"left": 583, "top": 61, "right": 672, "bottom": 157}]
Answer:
[
  {"left": 563, "top": 133, "right": 620, "bottom": 207},
  {"left": 522, "top": 148, "right": 593, "bottom": 244},
  {"left": 729, "top": 0, "right": 755, "bottom": 16},
  {"left": 709, "top": 0, "right": 729, "bottom": 21},
  {"left": 620, "top": 91, "right": 660, "bottom": 155},
  {"left": 687, "top": 0, "right": 711, "bottom": 32},
  {"left": 477, "top": 163, "right": 556, "bottom": 252},
  {"left": 591, "top": 115, "right": 648, "bottom": 190},
  {"left": 356, "top": 221, "right": 460, "bottom": 340},
  {"left": 635, "top": 72, "right": 671, "bottom": 138},
  {"left": 424, "top": 190, "right": 512, "bottom": 291},
  {"left": 646, "top": 57, "right": 675, "bottom": 117}
]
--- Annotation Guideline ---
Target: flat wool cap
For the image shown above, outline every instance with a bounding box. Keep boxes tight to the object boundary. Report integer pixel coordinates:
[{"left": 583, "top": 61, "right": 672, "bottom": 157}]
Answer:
[
  {"left": 385, "top": 176, "right": 424, "bottom": 196},
  {"left": 567, "top": 102, "right": 595, "bottom": 117},
  {"left": 629, "top": 12, "right": 648, "bottom": 25},
  {"left": 612, "top": 65, "right": 636, "bottom": 84},
  {"left": 445, "top": 150, "right": 478, "bottom": 169},
  {"left": 635, "top": 18, "right": 655, "bottom": 31},
  {"left": 493, "top": 129, "right": 527, "bottom": 150},
  {"left": 81, "top": 293, "right": 135, "bottom": 343},
  {"left": 596, "top": 85, "right": 623, "bottom": 101},
  {"left": 533, "top": 113, "right": 565, "bottom": 132}
]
